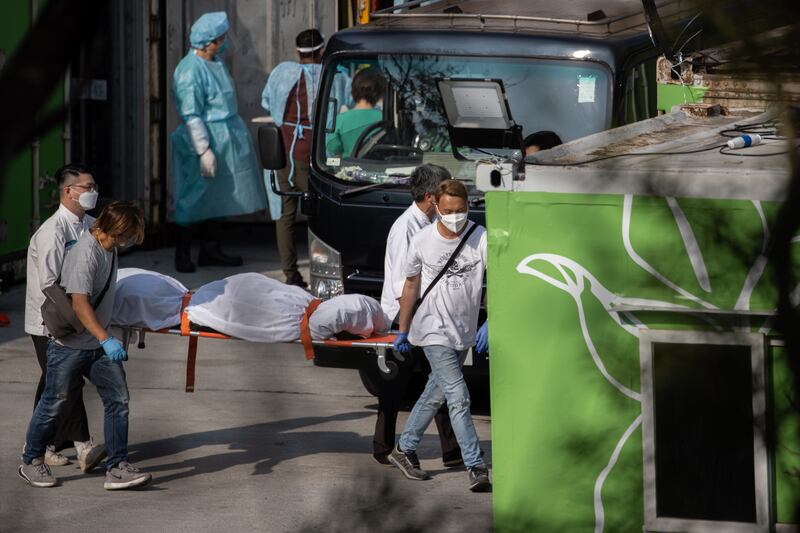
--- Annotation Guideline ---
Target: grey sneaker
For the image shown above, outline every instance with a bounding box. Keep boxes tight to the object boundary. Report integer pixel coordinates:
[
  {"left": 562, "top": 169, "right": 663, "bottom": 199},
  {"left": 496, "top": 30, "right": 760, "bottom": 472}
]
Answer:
[
  {"left": 44, "top": 445, "right": 70, "bottom": 467},
  {"left": 467, "top": 465, "right": 491, "bottom": 492},
  {"left": 388, "top": 444, "right": 430, "bottom": 481},
  {"left": 18, "top": 457, "right": 57, "bottom": 488},
  {"left": 104, "top": 461, "right": 152, "bottom": 490},
  {"left": 76, "top": 438, "right": 107, "bottom": 473}
]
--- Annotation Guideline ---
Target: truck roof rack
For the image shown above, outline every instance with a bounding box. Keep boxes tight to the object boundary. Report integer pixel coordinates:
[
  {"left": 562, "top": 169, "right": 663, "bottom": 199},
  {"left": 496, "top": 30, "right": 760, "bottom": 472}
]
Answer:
[{"left": 368, "top": 0, "right": 694, "bottom": 39}]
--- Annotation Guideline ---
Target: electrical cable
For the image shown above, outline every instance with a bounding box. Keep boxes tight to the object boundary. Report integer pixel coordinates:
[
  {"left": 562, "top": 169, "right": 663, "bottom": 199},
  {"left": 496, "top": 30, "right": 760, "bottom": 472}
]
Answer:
[{"left": 718, "top": 144, "right": 800, "bottom": 157}]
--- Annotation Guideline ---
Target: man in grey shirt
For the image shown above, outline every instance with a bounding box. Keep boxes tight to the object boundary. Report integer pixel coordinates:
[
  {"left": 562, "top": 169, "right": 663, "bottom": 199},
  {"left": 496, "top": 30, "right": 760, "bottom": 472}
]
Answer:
[
  {"left": 24, "top": 163, "right": 105, "bottom": 470},
  {"left": 19, "top": 201, "right": 152, "bottom": 490}
]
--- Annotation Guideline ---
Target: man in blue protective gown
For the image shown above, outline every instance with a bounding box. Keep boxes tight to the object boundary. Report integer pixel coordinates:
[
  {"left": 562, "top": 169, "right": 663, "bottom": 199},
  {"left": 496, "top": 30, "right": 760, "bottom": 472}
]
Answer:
[
  {"left": 171, "top": 12, "right": 266, "bottom": 272},
  {"left": 260, "top": 29, "right": 326, "bottom": 287}
]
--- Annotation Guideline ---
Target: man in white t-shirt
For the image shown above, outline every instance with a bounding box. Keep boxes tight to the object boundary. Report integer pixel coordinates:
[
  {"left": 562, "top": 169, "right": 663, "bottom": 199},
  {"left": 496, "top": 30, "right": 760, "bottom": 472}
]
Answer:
[
  {"left": 388, "top": 179, "right": 491, "bottom": 492},
  {"left": 372, "top": 164, "right": 460, "bottom": 467},
  {"left": 24, "top": 164, "right": 105, "bottom": 471}
]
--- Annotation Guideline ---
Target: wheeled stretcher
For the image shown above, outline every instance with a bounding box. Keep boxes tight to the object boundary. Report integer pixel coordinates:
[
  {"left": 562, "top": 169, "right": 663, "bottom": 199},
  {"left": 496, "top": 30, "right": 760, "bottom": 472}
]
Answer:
[{"left": 118, "top": 293, "right": 399, "bottom": 392}]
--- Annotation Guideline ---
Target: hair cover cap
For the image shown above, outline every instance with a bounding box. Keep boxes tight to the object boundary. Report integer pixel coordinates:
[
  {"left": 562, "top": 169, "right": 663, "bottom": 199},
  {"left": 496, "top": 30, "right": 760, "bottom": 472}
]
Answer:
[{"left": 190, "top": 12, "right": 229, "bottom": 49}]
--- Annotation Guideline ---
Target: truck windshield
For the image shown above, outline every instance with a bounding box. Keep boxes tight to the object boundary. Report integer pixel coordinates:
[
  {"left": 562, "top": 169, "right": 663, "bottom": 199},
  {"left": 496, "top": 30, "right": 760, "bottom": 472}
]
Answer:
[{"left": 316, "top": 54, "right": 611, "bottom": 185}]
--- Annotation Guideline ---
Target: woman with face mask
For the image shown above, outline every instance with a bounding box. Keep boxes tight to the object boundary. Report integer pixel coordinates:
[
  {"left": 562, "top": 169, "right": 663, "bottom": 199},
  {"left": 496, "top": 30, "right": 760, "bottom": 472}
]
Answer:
[
  {"left": 24, "top": 163, "right": 107, "bottom": 474},
  {"left": 170, "top": 11, "right": 266, "bottom": 273}
]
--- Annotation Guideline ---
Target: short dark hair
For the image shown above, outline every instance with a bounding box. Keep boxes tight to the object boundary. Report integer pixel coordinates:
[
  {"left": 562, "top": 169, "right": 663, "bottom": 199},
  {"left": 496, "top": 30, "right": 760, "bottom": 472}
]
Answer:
[
  {"left": 296, "top": 29, "right": 324, "bottom": 59},
  {"left": 435, "top": 179, "right": 468, "bottom": 203},
  {"left": 93, "top": 201, "right": 145, "bottom": 245},
  {"left": 523, "top": 130, "right": 563, "bottom": 151},
  {"left": 351, "top": 67, "right": 386, "bottom": 107},
  {"left": 56, "top": 163, "right": 93, "bottom": 189},
  {"left": 410, "top": 164, "right": 451, "bottom": 202}
]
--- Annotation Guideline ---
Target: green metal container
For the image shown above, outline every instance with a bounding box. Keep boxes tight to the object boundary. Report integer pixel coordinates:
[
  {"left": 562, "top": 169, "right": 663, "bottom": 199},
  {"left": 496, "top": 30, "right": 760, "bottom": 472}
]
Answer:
[
  {"left": 0, "top": 0, "right": 64, "bottom": 284},
  {"left": 478, "top": 110, "right": 798, "bottom": 532}
]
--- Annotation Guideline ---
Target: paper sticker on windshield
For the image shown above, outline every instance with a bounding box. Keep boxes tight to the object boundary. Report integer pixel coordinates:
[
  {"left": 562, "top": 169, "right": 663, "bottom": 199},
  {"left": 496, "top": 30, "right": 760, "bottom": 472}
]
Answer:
[
  {"left": 578, "top": 75, "right": 596, "bottom": 103},
  {"left": 326, "top": 157, "right": 341, "bottom": 167}
]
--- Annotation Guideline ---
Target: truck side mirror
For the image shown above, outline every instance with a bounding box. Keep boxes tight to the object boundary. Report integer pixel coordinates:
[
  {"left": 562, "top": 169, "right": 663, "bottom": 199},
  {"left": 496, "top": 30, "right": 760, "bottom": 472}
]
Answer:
[{"left": 258, "top": 124, "right": 286, "bottom": 170}]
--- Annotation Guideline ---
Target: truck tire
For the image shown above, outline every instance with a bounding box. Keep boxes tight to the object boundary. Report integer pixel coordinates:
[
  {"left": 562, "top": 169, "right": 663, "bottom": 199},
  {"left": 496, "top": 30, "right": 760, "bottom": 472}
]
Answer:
[{"left": 358, "top": 366, "right": 382, "bottom": 397}]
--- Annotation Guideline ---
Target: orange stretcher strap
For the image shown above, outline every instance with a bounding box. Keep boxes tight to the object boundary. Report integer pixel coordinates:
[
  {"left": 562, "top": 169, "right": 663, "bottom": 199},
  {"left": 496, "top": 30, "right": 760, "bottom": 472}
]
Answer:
[
  {"left": 299, "top": 299, "right": 322, "bottom": 360},
  {"left": 179, "top": 292, "right": 193, "bottom": 336}
]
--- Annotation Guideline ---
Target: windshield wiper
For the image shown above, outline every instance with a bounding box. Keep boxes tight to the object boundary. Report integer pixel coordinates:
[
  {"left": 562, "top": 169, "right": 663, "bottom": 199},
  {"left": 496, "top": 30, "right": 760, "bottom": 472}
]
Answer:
[{"left": 339, "top": 178, "right": 409, "bottom": 198}]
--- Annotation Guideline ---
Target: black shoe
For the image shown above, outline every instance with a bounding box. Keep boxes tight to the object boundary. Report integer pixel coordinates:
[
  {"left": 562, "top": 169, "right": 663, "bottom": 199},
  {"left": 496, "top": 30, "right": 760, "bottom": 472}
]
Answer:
[
  {"left": 175, "top": 254, "right": 196, "bottom": 273},
  {"left": 174, "top": 227, "right": 196, "bottom": 273},
  {"left": 467, "top": 465, "right": 491, "bottom": 492},
  {"left": 286, "top": 274, "right": 308, "bottom": 288},
  {"left": 388, "top": 444, "right": 429, "bottom": 480},
  {"left": 373, "top": 453, "right": 392, "bottom": 466},
  {"left": 442, "top": 452, "right": 464, "bottom": 468},
  {"left": 198, "top": 243, "right": 243, "bottom": 267}
]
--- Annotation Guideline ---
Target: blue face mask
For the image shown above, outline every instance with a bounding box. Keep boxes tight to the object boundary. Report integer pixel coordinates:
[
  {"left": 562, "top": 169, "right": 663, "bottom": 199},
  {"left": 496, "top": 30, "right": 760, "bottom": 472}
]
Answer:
[{"left": 217, "top": 38, "right": 229, "bottom": 54}]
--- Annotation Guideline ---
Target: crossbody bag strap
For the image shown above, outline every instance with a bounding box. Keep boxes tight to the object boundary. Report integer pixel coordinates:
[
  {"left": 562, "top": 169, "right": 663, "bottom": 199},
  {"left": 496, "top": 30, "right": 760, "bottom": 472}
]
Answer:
[
  {"left": 92, "top": 251, "right": 116, "bottom": 310},
  {"left": 418, "top": 223, "right": 478, "bottom": 304}
]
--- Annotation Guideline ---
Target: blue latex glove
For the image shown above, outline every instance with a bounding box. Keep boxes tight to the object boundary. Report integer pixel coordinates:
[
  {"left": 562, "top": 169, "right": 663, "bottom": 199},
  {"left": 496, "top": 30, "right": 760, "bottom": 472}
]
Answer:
[
  {"left": 393, "top": 332, "right": 413, "bottom": 354},
  {"left": 101, "top": 337, "right": 128, "bottom": 362},
  {"left": 475, "top": 321, "right": 489, "bottom": 353}
]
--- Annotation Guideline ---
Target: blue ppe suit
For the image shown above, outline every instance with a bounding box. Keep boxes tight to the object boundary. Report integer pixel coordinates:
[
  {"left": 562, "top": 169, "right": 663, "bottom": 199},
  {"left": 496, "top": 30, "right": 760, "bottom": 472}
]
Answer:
[
  {"left": 170, "top": 51, "right": 265, "bottom": 225},
  {"left": 260, "top": 62, "right": 321, "bottom": 220},
  {"left": 261, "top": 63, "right": 352, "bottom": 219}
]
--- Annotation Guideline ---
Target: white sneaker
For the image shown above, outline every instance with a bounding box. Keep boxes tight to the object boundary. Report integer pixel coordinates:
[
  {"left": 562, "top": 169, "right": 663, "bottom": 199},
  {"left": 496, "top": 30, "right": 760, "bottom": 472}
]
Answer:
[
  {"left": 75, "top": 438, "right": 107, "bottom": 473},
  {"left": 44, "top": 445, "right": 70, "bottom": 467}
]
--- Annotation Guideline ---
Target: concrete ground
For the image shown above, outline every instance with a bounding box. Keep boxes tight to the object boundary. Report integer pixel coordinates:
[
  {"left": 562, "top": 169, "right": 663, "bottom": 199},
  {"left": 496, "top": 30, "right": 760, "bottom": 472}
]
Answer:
[{"left": 0, "top": 227, "right": 492, "bottom": 532}]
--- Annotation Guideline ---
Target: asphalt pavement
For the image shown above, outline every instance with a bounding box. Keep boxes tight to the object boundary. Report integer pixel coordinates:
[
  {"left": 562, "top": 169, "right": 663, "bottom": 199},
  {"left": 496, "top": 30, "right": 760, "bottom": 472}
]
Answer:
[{"left": 0, "top": 228, "right": 493, "bottom": 532}]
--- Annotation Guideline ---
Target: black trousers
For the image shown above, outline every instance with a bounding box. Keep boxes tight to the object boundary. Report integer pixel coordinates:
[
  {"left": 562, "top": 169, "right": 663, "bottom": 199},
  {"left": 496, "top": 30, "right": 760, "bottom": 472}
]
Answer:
[
  {"left": 32, "top": 335, "right": 90, "bottom": 450},
  {"left": 372, "top": 349, "right": 461, "bottom": 461}
]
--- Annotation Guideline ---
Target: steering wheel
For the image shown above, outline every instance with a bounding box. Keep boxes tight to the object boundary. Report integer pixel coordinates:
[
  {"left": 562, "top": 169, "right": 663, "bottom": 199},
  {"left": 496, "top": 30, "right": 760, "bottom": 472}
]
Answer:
[
  {"left": 351, "top": 120, "right": 390, "bottom": 158},
  {"left": 351, "top": 121, "right": 423, "bottom": 161}
]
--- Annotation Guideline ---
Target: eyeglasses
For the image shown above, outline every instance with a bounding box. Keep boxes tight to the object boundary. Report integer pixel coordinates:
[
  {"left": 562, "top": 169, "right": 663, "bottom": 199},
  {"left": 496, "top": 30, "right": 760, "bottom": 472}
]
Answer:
[{"left": 71, "top": 183, "right": 99, "bottom": 192}]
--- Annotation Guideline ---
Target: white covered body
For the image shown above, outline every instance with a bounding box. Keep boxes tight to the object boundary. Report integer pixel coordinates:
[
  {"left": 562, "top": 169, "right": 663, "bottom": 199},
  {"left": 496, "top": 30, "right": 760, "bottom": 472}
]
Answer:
[
  {"left": 113, "top": 268, "right": 188, "bottom": 330},
  {"left": 113, "top": 270, "right": 389, "bottom": 342}
]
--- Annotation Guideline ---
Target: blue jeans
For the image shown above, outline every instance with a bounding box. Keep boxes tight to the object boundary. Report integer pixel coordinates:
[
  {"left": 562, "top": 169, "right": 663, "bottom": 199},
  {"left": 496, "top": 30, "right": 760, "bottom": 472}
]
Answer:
[
  {"left": 398, "top": 345, "right": 484, "bottom": 468},
  {"left": 23, "top": 340, "right": 130, "bottom": 470}
]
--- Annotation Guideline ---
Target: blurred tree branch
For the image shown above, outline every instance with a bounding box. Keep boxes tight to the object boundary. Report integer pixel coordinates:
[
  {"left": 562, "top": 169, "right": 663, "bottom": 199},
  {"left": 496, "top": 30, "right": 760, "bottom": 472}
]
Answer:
[{"left": 0, "top": 0, "right": 105, "bottom": 181}]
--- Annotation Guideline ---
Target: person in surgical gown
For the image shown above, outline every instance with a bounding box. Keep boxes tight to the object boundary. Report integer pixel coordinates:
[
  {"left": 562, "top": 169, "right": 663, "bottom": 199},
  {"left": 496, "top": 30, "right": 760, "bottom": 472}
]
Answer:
[
  {"left": 170, "top": 11, "right": 265, "bottom": 272},
  {"left": 260, "top": 29, "right": 326, "bottom": 287}
]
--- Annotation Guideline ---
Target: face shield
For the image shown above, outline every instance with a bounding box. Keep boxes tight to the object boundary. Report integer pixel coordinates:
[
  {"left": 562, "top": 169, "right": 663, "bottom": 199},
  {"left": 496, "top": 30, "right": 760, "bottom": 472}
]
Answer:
[{"left": 296, "top": 40, "right": 324, "bottom": 55}]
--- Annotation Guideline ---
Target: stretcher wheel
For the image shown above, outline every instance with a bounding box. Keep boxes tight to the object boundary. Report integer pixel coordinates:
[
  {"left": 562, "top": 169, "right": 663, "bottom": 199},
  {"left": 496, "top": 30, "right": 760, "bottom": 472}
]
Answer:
[
  {"left": 380, "top": 360, "right": 399, "bottom": 380},
  {"left": 358, "top": 358, "right": 400, "bottom": 396}
]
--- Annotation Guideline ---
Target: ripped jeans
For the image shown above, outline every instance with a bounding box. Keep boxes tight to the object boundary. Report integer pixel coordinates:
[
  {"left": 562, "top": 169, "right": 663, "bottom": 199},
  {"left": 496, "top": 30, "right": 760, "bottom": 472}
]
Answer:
[
  {"left": 398, "top": 345, "right": 484, "bottom": 468},
  {"left": 23, "top": 340, "right": 130, "bottom": 470}
]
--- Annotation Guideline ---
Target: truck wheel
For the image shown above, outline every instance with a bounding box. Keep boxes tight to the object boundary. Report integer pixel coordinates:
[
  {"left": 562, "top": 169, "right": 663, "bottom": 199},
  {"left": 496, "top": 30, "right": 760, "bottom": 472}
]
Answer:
[{"left": 358, "top": 366, "right": 381, "bottom": 397}]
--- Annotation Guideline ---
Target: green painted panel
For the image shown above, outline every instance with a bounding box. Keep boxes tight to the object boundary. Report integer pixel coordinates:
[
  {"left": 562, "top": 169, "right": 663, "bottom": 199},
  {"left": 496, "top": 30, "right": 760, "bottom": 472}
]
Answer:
[
  {"left": 771, "top": 345, "right": 800, "bottom": 524},
  {"left": 486, "top": 190, "right": 796, "bottom": 531},
  {"left": 0, "top": 0, "right": 64, "bottom": 260},
  {"left": 657, "top": 83, "right": 709, "bottom": 113}
]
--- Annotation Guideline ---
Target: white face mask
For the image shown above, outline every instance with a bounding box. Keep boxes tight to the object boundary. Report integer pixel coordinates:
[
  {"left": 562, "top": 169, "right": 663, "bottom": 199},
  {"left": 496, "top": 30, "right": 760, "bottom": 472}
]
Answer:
[
  {"left": 76, "top": 189, "right": 98, "bottom": 210},
  {"left": 436, "top": 207, "right": 469, "bottom": 233}
]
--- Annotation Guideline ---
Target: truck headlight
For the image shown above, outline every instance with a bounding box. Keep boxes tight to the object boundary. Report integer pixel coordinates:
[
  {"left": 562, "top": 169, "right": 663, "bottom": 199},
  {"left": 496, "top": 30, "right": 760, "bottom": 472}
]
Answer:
[{"left": 308, "top": 228, "right": 343, "bottom": 299}]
